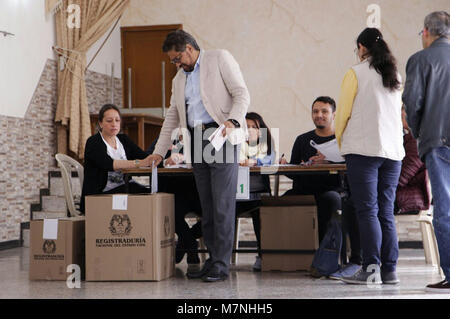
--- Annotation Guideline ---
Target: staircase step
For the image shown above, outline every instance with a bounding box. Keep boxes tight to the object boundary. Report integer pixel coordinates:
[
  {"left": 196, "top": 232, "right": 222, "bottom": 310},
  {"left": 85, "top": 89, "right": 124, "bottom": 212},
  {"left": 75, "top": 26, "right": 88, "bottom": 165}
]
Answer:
[
  {"left": 41, "top": 195, "right": 67, "bottom": 212},
  {"left": 49, "top": 176, "right": 81, "bottom": 197},
  {"left": 22, "top": 229, "right": 30, "bottom": 248},
  {"left": 32, "top": 211, "right": 68, "bottom": 220}
]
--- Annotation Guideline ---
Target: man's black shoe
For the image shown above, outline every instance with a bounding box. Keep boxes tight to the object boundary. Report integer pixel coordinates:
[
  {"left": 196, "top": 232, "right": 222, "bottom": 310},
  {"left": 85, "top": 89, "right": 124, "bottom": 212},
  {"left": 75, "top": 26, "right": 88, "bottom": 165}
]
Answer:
[
  {"left": 201, "top": 270, "right": 228, "bottom": 282},
  {"left": 186, "top": 266, "right": 210, "bottom": 279}
]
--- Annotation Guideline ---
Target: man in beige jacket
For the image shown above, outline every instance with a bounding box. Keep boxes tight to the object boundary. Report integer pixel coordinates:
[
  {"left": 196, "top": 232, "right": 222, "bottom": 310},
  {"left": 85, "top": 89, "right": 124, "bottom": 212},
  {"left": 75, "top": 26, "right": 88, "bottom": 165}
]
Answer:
[{"left": 147, "top": 30, "right": 250, "bottom": 282}]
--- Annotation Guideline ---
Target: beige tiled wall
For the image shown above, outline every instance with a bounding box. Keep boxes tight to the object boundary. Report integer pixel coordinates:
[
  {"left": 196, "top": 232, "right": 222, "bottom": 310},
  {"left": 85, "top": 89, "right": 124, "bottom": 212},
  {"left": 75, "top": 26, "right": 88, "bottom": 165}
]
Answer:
[{"left": 0, "top": 59, "right": 122, "bottom": 243}]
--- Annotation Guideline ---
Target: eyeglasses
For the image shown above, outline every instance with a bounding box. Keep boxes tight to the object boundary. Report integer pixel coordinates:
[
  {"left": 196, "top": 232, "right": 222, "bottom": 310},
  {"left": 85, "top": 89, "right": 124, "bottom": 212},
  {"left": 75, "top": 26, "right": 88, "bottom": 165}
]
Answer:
[{"left": 170, "top": 52, "right": 183, "bottom": 64}]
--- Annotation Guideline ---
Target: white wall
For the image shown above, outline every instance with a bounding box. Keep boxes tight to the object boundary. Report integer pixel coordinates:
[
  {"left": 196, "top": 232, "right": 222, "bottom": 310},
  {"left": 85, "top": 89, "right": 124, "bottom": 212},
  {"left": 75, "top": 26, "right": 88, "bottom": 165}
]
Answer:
[
  {"left": 86, "top": 18, "right": 122, "bottom": 80},
  {"left": 0, "top": 0, "right": 55, "bottom": 118},
  {"left": 0, "top": 0, "right": 122, "bottom": 118}
]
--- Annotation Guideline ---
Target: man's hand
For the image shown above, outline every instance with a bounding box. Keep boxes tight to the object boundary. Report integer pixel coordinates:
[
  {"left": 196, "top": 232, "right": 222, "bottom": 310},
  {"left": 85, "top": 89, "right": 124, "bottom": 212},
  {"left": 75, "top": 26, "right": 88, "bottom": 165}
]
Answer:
[
  {"left": 308, "top": 151, "right": 328, "bottom": 164},
  {"left": 164, "top": 153, "right": 184, "bottom": 166},
  {"left": 222, "top": 120, "right": 236, "bottom": 137},
  {"left": 279, "top": 157, "right": 288, "bottom": 164},
  {"left": 142, "top": 154, "right": 163, "bottom": 168}
]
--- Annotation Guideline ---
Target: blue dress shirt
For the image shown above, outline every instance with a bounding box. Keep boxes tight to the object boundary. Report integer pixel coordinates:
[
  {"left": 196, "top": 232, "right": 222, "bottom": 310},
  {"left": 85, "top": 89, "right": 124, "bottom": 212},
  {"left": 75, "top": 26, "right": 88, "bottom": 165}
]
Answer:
[{"left": 184, "top": 51, "right": 215, "bottom": 128}]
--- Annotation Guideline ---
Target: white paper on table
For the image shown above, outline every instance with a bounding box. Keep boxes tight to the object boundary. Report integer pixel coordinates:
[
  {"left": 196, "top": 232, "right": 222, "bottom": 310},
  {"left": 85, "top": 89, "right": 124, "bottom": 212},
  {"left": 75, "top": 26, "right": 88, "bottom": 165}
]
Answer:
[
  {"left": 43, "top": 219, "right": 58, "bottom": 239},
  {"left": 208, "top": 124, "right": 227, "bottom": 151},
  {"left": 267, "top": 164, "right": 297, "bottom": 167},
  {"left": 236, "top": 166, "right": 250, "bottom": 200},
  {"left": 151, "top": 162, "right": 158, "bottom": 194},
  {"left": 112, "top": 194, "right": 128, "bottom": 210},
  {"left": 164, "top": 163, "right": 188, "bottom": 168},
  {"left": 310, "top": 139, "right": 345, "bottom": 163}
]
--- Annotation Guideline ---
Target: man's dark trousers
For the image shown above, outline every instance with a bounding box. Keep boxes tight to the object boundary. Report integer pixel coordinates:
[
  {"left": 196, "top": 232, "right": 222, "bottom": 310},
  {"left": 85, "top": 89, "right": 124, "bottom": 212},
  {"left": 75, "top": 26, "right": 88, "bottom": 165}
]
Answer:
[{"left": 191, "top": 127, "right": 239, "bottom": 276}]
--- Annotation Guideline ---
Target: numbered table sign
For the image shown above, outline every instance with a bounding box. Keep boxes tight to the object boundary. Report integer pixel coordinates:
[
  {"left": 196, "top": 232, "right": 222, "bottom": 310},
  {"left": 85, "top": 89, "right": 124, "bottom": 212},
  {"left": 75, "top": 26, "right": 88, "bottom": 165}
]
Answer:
[{"left": 236, "top": 166, "right": 250, "bottom": 200}]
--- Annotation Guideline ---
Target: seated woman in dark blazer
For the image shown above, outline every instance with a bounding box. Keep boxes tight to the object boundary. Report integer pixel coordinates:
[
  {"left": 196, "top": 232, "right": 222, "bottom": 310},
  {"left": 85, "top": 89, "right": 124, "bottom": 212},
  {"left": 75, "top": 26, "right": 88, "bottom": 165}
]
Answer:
[{"left": 80, "top": 104, "right": 154, "bottom": 213}]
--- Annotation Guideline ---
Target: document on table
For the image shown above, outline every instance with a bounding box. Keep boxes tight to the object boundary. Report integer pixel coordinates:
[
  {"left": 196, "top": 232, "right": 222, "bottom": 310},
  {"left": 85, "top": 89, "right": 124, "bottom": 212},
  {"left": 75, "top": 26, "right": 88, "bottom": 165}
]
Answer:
[
  {"left": 265, "top": 164, "right": 297, "bottom": 167},
  {"left": 163, "top": 164, "right": 188, "bottom": 168},
  {"left": 310, "top": 139, "right": 345, "bottom": 163}
]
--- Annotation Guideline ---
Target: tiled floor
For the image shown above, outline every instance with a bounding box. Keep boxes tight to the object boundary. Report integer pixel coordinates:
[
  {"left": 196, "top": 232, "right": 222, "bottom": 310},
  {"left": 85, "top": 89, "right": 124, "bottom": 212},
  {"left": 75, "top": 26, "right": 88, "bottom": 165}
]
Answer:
[{"left": 0, "top": 247, "right": 448, "bottom": 299}]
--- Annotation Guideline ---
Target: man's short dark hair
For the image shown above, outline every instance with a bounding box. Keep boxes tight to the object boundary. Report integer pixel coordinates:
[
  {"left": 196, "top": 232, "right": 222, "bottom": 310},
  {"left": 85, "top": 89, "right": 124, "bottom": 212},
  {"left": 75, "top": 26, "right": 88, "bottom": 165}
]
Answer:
[
  {"left": 312, "top": 96, "right": 336, "bottom": 112},
  {"left": 162, "top": 30, "right": 201, "bottom": 52}
]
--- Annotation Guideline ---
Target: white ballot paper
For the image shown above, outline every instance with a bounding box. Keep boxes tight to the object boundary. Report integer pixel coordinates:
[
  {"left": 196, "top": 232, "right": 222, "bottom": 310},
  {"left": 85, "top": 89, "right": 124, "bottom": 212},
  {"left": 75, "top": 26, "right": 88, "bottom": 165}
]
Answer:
[
  {"left": 208, "top": 124, "right": 227, "bottom": 151},
  {"left": 310, "top": 139, "right": 345, "bottom": 163},
  {"left": 151, "top": 161, "right": 158, "bottom": 194},
  {"left": 227, "top": 127, "right": 245, "bottom": 146},
  {"left": 208, "top": 124, "right": 244, "bottom": 151}
]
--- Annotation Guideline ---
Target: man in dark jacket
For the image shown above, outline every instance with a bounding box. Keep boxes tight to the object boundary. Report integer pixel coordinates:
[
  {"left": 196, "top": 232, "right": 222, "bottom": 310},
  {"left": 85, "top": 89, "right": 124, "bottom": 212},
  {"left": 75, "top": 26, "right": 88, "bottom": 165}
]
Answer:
[{"left": 402, "top": 11, "right": 450, "bottom": 291}]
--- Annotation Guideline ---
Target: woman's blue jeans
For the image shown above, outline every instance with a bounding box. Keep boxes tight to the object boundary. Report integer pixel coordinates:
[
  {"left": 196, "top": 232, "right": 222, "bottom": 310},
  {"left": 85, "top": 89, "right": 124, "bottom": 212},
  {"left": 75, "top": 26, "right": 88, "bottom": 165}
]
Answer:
[{"left": 345, "top": 154, "right": 401, "bottom": 273}]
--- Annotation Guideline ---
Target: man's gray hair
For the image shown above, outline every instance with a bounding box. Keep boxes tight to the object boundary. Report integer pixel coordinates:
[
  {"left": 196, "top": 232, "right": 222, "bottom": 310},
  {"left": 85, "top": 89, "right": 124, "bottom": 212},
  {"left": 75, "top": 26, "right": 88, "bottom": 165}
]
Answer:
[{"left": 424, "top": 11, "right": 449, "bottom": 37}]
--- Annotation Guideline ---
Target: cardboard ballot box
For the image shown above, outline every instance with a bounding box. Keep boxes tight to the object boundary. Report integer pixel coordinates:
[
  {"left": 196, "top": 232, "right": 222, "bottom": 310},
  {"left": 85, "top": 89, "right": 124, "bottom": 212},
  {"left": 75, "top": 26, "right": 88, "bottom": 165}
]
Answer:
[
  {"left": 29, "top": 217, "right": 85, "bottom": 281},
  {"left": 85, "top": 193, "right": 175, "bottom": 281},
  {"left": 260, "top": 195, "right": 319, "bottom": 271}
]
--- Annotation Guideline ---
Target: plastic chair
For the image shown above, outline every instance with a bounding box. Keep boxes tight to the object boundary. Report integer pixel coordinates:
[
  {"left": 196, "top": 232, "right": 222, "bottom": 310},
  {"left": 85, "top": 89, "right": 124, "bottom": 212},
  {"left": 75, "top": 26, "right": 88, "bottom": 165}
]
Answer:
[
  {"left": 233, "top": 204, "right": 259, "bottom": 264},
  {"left": 55, "top": 154, "right": 84, "bottom": 217},
  {"left": 417, "top": 207, "right": 444, "bottom": 278}
]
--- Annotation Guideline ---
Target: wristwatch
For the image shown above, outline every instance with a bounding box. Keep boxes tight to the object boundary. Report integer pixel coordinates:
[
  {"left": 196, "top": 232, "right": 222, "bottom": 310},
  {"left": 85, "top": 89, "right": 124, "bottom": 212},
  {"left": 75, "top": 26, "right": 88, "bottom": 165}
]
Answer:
[
  {"left": 228, "top": 119, "right": 240, "bottom": 128},
  {"left": 134, "top": 160, "right": 140, "bottom": 168}
]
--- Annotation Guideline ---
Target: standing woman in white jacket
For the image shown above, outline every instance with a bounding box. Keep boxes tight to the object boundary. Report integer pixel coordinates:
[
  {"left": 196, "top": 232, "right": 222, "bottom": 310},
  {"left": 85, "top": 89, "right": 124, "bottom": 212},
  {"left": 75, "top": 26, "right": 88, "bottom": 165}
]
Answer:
[{"left": 335, "top": 28, "right": 405, "bottom": 285}]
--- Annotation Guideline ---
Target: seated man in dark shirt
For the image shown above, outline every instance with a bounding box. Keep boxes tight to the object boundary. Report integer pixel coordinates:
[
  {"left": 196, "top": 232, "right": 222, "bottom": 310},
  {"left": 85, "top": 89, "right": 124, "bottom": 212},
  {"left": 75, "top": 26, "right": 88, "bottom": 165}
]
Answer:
[{"left": 281, "top": 96, "right": 362, "bottom": 278}]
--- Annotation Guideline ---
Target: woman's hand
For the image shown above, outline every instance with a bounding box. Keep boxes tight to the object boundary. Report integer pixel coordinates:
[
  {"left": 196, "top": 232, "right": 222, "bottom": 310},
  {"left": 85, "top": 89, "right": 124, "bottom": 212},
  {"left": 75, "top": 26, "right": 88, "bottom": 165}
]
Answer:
[{"left": 239, "top": 158, "right": 257, "bottom": 167}]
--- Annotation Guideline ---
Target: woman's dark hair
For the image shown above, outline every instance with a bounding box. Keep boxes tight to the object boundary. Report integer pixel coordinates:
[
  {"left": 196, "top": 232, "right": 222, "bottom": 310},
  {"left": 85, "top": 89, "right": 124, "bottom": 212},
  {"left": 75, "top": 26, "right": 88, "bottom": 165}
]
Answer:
[
  {"left": 245, "top": 112, "right": 274, "bottom": 156},
  {"left": 356, "top": 28, "right": 400, "bottom": 91},
  {"left": 162, "top": 30, "right": 201, "bottom": 52},
  {"left": 98, "top": 104, "right": 121, "bottom": 131}
]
